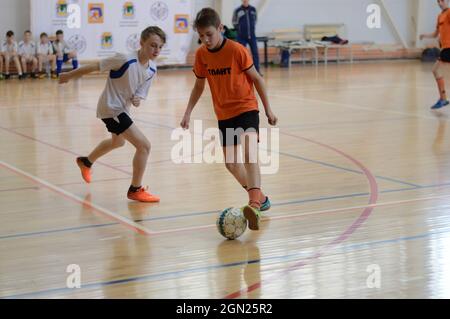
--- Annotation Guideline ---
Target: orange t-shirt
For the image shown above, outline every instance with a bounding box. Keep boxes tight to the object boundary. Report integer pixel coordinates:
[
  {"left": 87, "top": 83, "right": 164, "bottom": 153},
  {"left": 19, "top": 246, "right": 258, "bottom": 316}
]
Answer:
[
  {"left": 437, "top": 9, "right": 450, "bottom": 49},
  {"left": 193, "top": 39, "right": 258, "bottom": 121}
]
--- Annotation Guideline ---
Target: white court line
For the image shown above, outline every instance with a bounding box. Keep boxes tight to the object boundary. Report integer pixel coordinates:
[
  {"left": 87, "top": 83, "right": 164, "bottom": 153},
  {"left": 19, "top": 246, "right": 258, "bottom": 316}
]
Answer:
[
  {"left": 269, "top": 94, "right": 439, "bottom": 120},
  {"left": 148, "top": 193, "right": 450, "bottom": 235},
  {"left": 271, "top": 84, "right": 401, "bottom": 93},
  {"left": 0, "top": 160, "right": 154, "bottom": 236},
  {"left": 99, "top": 236, "right": 123, "bottom": 241},
  {"left": 3, "top": 160, "right": 450, "bottom": 237}
]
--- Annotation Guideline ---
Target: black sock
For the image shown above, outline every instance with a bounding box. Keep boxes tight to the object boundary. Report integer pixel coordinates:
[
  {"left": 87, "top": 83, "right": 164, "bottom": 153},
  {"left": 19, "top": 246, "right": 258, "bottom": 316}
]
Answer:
[
  {"left": 79, "top": 157, "right": 92, "bottom": 168},
  {"left": 128, "top": 185, "right": 142, "bottom": 193}
]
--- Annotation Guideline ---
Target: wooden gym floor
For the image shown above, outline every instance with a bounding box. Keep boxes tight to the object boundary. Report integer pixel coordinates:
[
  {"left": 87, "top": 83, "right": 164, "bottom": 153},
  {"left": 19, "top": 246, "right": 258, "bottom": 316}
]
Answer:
[{"left": 1, "top": 60, "right": 450, "bottom": 298}]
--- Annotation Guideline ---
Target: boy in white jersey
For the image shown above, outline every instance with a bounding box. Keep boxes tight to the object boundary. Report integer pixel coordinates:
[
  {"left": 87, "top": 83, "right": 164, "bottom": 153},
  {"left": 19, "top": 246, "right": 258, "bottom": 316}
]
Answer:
[
  {"left": 37, "top": 32, "right": 57, "bottom": 79},
  {"left": 2, "top": 30, "right": 23, "bottom": 80},
  {"left": 59, "top": 26, "right": 165, "bottom": 203},
  {"left": 53, "top": 29, "right": 78, "bottom": 76},
  {"left": 18, "top": 30, "right": 38, "bottom": 79}
]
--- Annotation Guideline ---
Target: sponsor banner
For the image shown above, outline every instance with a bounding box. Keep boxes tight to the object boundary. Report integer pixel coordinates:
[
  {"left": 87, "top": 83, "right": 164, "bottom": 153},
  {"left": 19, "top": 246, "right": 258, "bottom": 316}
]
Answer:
[{"left": 31, "top": 0, "right": 193, "bottom": 64}]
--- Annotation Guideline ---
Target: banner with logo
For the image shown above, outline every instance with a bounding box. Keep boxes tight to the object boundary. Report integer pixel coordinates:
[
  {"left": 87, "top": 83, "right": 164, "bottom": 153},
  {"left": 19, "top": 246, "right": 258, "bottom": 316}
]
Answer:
[{"left": 30, "top": 0, "right": 193, "bottom": 65}]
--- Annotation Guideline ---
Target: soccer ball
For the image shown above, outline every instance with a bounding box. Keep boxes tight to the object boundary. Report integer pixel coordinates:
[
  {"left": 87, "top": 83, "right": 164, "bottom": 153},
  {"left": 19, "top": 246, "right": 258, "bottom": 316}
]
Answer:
[{"left": 216, "top": 207, "right": 248, "bottom": 240}]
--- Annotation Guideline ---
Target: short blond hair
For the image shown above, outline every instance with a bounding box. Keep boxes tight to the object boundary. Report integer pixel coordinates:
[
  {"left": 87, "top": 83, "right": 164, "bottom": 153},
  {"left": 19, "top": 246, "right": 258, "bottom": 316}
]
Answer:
[{"left": 141, "top": 26, "right": 166, "bottom": 43}]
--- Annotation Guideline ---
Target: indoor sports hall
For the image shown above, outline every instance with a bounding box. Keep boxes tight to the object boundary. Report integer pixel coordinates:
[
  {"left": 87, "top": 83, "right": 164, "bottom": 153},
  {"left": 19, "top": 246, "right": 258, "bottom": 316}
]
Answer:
[{"left": 1, "top": 0, "right": 449, "bottom": 299}]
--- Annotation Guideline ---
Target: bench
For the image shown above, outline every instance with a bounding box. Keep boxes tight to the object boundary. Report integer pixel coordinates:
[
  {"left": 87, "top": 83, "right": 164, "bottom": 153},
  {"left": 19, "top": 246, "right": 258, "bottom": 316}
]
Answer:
[
  {"left": 304, "top": 23, "right": 353, "bottom": 64},
  {"left": 269, "top": 28, "right": 320, "bottom": 66}
]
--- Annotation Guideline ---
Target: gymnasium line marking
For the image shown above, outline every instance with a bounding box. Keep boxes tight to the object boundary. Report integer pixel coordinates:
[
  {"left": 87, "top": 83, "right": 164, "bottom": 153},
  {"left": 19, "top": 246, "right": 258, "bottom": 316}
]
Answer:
[
  {"left": 0, "top": 125, "right": 132, "bottom": 177},
  {"left": 4, "top": 226, "right": 450, "bottom": 299},
  {"left": 0, "top": 160, "right": 153, "bottom": 236},
  {"left": 3, "top": 133, "right": 382, "bottom": 239},
  {"left": 269, "top": 94, "right": 438, "bottom": 120},
  {"left": 123, "top": 193, "right": 450, "bottom": 237},
  {"left": 1, "top": 184, "right": 450, "bottom": 240},
  {"left": 0, "top": 117, "right": 419, "bottom": 190},
  {"left": 223, "top": 132, "right": 379, "bottom": 299},
  {"left": 0, "top": 123, "right": 426, "bottom": 239},
  {"left": 0, "top": 133, "right": 380, "bottom": 299}
]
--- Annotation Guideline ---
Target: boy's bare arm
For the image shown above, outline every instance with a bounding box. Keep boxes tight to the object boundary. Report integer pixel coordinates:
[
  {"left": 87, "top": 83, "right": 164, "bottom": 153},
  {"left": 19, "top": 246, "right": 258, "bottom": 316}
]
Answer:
[
  {"left": 245, "top": 66, "right": 278, "bottom": 126},
  {"left": 59, "top": 62, "right": 100, "bottom": 84},
  {"left": 181, "top": 78, "right": 205, "bottom": 129},
  {"left": 420, "top": 29, "right": 439, "bottom": 40}
]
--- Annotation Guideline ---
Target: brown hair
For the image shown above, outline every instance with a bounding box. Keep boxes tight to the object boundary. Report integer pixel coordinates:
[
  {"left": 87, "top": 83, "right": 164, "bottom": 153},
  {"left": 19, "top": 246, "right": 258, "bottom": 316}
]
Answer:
[
  {"left": 141, "top": 26, "right": 166, "bottom": 43},
  {"left": 194, "top": 8, "right": 221, "bottom": 30}
]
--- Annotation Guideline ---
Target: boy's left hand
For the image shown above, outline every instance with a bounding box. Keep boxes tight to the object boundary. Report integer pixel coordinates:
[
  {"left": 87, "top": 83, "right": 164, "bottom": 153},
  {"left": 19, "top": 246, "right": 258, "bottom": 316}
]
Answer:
[
  {"left": 131, "top": 96, "right": 141, "bottom": 107},
  {"left": 266, "top": 111, "right": 278, "bottom": 126}
]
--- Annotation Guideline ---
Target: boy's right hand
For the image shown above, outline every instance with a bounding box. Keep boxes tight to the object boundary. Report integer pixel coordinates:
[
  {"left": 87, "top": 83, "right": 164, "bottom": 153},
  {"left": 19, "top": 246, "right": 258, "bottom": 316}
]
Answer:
[
  {"left": 58, "top": 73, "right": 70, "bottom": 84},
  {"left": 180, "top": 113, "right": 190, "bottom": 130}
]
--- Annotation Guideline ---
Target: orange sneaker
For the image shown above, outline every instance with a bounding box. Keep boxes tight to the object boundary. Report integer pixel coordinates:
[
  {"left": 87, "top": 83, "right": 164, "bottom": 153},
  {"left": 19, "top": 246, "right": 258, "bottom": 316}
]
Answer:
[
  {"left": 127, "top": 186, "right": 160, "bottom": 203},
  {"left": 76, "top": 157, "right": 92, "bottom": 183}
]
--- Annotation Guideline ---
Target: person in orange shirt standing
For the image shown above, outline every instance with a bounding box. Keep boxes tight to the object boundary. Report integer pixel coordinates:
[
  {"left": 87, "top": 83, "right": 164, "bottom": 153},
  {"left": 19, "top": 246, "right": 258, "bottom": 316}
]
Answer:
[
  {"left": 181, "top": 8, "right": 278, "bottom": 231},
  {"left": 421, "top": 0, "right": 450, "bottom": 109}
]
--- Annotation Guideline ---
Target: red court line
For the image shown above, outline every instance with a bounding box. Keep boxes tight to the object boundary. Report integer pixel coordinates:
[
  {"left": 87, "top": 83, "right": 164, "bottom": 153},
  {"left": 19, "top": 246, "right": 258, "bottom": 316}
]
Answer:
[
  {"left": 0, "top": 160, "right": 153, "bottom": 236},
  {"left": 0, "top": 186, "right": 39, "bottom": 193},
  {"left": 0, "top": 125, "right": 132, "bottom": 176},
  {"left": 56, "top": 177, "right": 131, "bottom": 187},
  {"left": 1, "top": 118, "right": 378, "bottom": 240},
  {"left": 0, "top": 178, "right": 132, "bottom": 192},
  {"left": 223, "top": 133, "right": 379, "bottom": 299}
]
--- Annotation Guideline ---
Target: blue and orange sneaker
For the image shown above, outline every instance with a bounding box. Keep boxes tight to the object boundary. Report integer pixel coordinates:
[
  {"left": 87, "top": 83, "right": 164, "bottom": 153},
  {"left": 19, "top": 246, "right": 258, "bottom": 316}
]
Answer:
[
  {"left": 127, "top": 186, "right": 160, "bottom": 203},
  {"left": 76, "top": 157, "right": 92, "bottom": 183},
  {"left": 431, "top": 99, "right": 449, "bottom": 110},
  {"left": 242, "top": 204, "right": 261, "bottom": 231}
]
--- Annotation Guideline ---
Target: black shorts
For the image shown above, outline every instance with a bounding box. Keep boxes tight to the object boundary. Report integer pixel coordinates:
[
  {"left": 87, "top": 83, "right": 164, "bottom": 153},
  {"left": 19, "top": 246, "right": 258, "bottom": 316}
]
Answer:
[
  {"left": 440, "top": 49, "right": 450, "bottom": 62},
  {"left": 101, "top": 112, "right": 133, "bottom": 135},
  {"left": 218, "top": 110, "right": 259, "bottom": 146}
]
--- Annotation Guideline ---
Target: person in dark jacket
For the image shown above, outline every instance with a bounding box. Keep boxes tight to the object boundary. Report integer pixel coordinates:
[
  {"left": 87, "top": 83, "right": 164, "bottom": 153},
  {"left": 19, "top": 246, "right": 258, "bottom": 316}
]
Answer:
[{"left": 232, "top": 0, "right": 260, "bottom": 73}]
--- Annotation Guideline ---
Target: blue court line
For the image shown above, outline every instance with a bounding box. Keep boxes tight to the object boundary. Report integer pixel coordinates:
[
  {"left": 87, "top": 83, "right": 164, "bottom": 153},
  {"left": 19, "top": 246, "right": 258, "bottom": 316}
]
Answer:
[
  {"left": 133, "top": 117, "right": 422, "bottom": 189},
  {"left": 0, "top": 223, "right": 118, "bottom": 240},
  {"left": 276, "top": 150, "right": 421, "bottom": 188},
  {"left": 0, "top": 183, "right": 446, "bottom": 241},
  {"left": 4, "top": 225, "right": 450, "bottom": 299},
  {"left": 0, "top": 118, "right": 429, "bottom": 242}
]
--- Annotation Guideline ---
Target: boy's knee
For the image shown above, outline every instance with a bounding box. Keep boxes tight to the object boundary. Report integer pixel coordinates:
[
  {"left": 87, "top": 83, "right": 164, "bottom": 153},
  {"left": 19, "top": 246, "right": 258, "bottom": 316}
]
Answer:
[
  {"left": 144, "top": 140, "right": 151, "bottom": 152},
  {"left": 225, "top": 162, "right": 238, "bottom": 172},
  {"left": 138, "top": 139, "right": 151, "bottom": 153},
  {"left": 112, "top": 138, "right": 126, "bottom": 148}
]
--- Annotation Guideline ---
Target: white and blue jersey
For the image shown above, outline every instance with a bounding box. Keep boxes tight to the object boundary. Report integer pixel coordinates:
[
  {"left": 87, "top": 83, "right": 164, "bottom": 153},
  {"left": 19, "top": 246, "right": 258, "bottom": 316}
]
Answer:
[{"left": 97, "top": 52, "right": 157, "bottom": 119}]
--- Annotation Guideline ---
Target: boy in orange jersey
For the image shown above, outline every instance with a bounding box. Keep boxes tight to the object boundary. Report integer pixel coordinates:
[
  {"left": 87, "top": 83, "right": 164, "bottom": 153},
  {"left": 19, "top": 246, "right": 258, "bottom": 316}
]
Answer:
[
  {"left": 180, "top": 8, "right": 278, "bottom": 231},
  {"left": 421, "top": 0, "right": 450, "bottom": 109}
]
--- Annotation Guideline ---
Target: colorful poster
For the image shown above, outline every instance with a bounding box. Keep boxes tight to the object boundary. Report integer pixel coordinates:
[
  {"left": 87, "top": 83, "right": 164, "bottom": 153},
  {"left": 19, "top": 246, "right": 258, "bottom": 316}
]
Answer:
[{"left": 30, "top": 0, "right": 193, "bottom": 65}]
